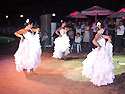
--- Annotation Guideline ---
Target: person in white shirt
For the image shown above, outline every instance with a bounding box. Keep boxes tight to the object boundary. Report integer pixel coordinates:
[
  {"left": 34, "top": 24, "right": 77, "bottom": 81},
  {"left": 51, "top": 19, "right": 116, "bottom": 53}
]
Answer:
[
  {"left": 72, "top": 33, "right": 82, "bottom": 53},
  {"left": 75, "top": 33, "right": 82, "bottom": 43},
  {"left": 76, "top": 25, "right": 82, "bottom": 35},
  {"left": 116, "top": 21, "right": 125, "bottom": 53},
  {"left": 83, "top": 21, "right": 90, "bottom": 46}
]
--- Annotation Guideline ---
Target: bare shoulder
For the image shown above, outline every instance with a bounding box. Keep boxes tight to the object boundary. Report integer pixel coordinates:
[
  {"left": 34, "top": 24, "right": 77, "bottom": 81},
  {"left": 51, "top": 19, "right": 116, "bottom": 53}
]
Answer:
[{"left": 16, "top": 29, "right": 25, "bottom": 34}]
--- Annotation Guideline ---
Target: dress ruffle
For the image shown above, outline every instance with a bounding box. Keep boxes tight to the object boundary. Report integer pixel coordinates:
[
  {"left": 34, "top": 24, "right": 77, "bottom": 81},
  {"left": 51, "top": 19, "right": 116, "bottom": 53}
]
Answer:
[
  {"left": 52, "top": 34, "right": 70, "bottom": 59},
  {"left": 14, "top": 32, "right": 41, "bottom": 72},
  {"left": 82, "top": 38, "right": 115, "bottom": 86}
]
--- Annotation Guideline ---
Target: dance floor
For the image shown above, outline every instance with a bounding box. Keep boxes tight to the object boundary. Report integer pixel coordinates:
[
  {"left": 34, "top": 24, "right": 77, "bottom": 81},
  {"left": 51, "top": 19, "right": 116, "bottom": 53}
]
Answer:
[{"left": 0, "top": 40, "right": 125, "bottom": 94}]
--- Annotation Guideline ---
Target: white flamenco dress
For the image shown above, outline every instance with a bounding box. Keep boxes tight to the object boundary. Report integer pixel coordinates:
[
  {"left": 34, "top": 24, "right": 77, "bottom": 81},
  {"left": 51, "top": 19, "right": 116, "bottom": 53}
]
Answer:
[
  {"left": 52, "top": 29, "right": 70, "bottom": 59},
  {"left": 14, "top": 32, "right": 42, "bottom": 72},
  {"left": 82, "top": 36, "right": 115, "bottom": 86}
]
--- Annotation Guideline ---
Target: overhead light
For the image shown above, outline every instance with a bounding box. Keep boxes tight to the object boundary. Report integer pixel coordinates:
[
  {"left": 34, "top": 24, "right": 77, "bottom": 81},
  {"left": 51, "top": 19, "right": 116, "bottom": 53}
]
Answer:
[
  {"left": 20, "top": 15, "right": 24, "bottom": 17},
  {"left": 52, "top": 13, "right": 56, "bottom": 17},
  {"left": 61, "top": 20, "right": 63, "bottom": 22},
  {"left": 6, "top": 15, "right": 8, "bottom": 18}
]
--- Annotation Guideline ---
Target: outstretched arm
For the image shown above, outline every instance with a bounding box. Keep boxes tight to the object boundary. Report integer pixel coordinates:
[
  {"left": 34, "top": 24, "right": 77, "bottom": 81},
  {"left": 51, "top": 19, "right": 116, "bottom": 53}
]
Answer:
[{"left": 103, "top": 35, "right": 111, "bottom": 43}]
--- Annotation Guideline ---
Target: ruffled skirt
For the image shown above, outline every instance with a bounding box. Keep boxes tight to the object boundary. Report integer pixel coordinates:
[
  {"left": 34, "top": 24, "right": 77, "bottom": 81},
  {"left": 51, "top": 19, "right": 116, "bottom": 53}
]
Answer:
[
  {"left": 52, "top": 34, "right": 70, "bottom": 59},
  {"left": 14, "top": 34, "right": 42, "bottom": 72},
  {"left": 82, "top": 42, "right": 115, "bottom": 86}
]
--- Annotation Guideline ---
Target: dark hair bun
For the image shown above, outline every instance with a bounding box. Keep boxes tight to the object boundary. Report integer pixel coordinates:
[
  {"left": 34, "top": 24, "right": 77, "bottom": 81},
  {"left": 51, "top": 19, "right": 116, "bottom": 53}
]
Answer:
[{"left": 24, "top": 19, "right": 34, "bottom": 26}]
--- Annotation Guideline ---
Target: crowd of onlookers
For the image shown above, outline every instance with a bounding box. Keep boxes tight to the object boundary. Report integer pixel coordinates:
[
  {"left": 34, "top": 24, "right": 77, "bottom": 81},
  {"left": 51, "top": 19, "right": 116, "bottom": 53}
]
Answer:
[
  {"left": 1, "top": 18, "right": 124, "bottom": 53},
  {"left": 42, "top": 18, "right": 125, "bottom": 53},
  {"left": 51, "top": 18, "right": 125, "bottom": 53}
]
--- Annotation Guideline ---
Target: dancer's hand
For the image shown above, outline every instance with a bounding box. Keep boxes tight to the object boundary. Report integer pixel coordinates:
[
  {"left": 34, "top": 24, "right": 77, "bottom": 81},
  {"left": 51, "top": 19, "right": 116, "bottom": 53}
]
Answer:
[
  {"left": 36, "top": 28, "right": 40, "bottom": 34},
  {"left": 20, "top": 36, "right": 24, "bottom": 42},
  {"left": 34, "top": 28, "right": 40, "bottom": 34},
  {"left": 59, "top": 35, "right": 62, "bottom": 37},
  {"left": 98, "top": 46, "right": 101, "bottom": 50},
  {"left": 108, "top": 38, "right": 112, "bottom": 43}
]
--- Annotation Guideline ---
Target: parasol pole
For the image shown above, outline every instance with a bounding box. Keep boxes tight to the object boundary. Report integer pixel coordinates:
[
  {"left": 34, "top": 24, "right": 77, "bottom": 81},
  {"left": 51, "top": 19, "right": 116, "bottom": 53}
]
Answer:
[
  {"left": 95, "top": 13, "right": 98, "bottom": 22},
  {"left": 94, "top": 10, "right": 97, "bottom": 22},
  {"left": 76, "top": 17, "right": 77, "bottom": 21}
]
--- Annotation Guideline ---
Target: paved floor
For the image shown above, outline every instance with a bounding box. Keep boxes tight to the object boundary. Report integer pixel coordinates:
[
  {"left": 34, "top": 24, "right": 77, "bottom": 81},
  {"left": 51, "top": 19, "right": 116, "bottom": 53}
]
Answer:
[{"left": 0, "top": 40, "right": 125, "bottom": 94}]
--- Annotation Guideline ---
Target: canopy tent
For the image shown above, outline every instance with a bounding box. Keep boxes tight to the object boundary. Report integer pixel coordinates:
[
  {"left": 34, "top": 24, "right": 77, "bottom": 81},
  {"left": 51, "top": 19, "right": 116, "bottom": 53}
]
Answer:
[
  {"left": 107, "top": 8, "right": 125, "bottom": 18},
  {"left": 66, "top": 11, "right": 87, "bottom": 21},
  {"left": 81, "top": 6, "right": 114, "bottom": 21},
  {"left": 69, "top": 11, "right": 79, "bottom": 16},
  {"left": 66, "top": 13, "right": 87, "bottom": 18},
  {"left": 81, "top": 6, "right": 114, "bottom": 15}
]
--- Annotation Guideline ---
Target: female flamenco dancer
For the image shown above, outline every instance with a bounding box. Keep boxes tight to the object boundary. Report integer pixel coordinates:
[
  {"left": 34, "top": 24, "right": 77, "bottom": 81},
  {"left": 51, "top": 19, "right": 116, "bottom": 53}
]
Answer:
[
  {"left": 52, "top": 22, "right": 70, "bottom": 60},
  {"left": 14, "top": 19, "right": 42, "bottom": 76},
  {"left": 82, "top": 22, "right": 115, "bottom": 86}
]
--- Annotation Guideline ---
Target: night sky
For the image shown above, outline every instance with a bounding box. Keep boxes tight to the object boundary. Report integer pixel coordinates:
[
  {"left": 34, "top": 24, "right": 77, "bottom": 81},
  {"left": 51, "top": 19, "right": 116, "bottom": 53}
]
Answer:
[{"left": 0, "top": 0, "right": 124, "bottom": 25}]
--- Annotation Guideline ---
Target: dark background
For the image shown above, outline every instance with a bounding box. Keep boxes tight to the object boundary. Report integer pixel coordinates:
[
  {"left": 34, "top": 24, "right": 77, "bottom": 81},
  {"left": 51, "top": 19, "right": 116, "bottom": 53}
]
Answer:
[{"left": 0, "top": 0, "right": 124, "bottom": 25}]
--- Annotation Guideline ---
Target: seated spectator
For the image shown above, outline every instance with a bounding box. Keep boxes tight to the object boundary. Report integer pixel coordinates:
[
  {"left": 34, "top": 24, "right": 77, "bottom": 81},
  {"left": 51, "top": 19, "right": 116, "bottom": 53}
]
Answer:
[
  {"left": 68, "top": 28, "right": 75, "bottom": 51},
  {"left": 41, "top": 31, "right": 49, "bottom": 50},
  {"left": 72, "top": 33, "right": 82, "bottom": 53},
  {"left": 74, "top": 33, "right": 82, "bottom": 44}
]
